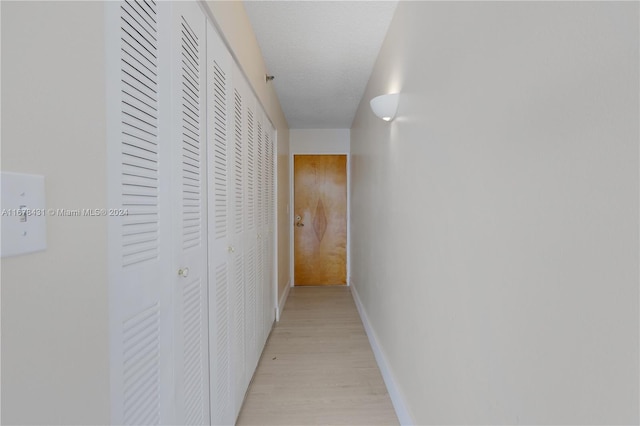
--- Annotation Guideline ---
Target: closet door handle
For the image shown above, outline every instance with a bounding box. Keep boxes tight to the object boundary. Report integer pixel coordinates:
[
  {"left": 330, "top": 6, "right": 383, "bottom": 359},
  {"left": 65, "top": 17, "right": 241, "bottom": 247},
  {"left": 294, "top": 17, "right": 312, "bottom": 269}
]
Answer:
[{"left": 178, "top": 267, "right": 189, "bottom": 278}]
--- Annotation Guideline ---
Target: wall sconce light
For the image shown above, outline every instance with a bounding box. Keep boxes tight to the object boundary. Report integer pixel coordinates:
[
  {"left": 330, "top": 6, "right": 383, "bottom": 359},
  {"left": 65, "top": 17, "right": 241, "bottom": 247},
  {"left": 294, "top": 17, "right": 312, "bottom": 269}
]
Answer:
[{"left": 370, "top": 93, "right": 399, "bottom": 122}]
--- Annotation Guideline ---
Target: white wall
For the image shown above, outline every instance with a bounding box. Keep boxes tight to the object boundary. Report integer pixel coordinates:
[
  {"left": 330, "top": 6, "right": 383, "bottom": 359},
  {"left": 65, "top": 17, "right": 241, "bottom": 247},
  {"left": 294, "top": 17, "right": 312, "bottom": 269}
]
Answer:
[
  {"left": 1, "top": 2, "right": 110, "bottom": 423},
  {"left": 290, "top": 129, "right": 350, "bottom": 154},
  {"left": 350, "top": 2, "right": 639, "bottom": 424}
]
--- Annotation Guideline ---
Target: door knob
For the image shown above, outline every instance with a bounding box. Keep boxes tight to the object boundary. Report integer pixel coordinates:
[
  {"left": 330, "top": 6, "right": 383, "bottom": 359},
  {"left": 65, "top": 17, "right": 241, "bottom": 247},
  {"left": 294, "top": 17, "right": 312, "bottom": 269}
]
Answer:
[
  {"left": 296, "top": 222, "right": 304, "bottom": 227},
  {"left": 228, "top": 246, "right": 235, "bottom": 253},
  {"left": 178, "top": 267, "right": 189, "bottom": 278}
]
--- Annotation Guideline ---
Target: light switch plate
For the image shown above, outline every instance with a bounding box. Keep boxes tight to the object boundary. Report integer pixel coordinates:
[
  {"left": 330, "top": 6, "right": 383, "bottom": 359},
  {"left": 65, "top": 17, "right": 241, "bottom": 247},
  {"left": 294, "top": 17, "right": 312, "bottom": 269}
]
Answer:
[{"left": 1, "top": 172, "right": 47, "bottom": 257}]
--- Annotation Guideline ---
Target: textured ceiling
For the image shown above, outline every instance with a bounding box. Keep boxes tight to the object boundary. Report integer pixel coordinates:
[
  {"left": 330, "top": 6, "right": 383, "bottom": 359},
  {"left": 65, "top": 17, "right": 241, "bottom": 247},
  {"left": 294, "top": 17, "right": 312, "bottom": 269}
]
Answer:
[{"left": 244, "top": 1, "right": 398, "bottom": 129}]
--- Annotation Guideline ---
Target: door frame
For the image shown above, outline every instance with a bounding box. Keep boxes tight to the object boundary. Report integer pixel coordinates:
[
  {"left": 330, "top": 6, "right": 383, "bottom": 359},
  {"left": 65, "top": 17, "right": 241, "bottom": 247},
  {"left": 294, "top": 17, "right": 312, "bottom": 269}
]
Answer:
[{"left": 289, "top": 152, "right": 350, "bottom": 289}]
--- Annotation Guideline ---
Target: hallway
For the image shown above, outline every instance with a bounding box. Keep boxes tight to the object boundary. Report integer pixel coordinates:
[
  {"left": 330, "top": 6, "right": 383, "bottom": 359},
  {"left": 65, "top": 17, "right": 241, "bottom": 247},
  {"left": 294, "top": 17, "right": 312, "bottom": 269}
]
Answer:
[
  {"left": 237, "top": 287, "right": 399, "bottom": 425},
  {"left": 2, "top": 2, "right": 637, "bottom": 424}
]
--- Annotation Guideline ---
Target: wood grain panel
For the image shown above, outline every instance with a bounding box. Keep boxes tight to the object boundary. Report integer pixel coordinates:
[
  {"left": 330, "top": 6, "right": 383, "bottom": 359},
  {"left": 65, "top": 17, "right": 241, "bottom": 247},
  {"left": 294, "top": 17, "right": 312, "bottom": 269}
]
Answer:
[
  {"left": 236, "top": 287, "right": 399, "bottom": 425},
  {"left": 294, "top": 155, "right": 347, "bottom": 285}
]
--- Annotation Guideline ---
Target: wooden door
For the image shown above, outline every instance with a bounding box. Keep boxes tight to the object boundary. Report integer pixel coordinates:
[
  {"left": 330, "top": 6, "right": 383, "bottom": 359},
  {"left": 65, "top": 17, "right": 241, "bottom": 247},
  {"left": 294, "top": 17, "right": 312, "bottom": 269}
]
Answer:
[{"left": 294, "top": 155, "right": 347, "bottom": 285}]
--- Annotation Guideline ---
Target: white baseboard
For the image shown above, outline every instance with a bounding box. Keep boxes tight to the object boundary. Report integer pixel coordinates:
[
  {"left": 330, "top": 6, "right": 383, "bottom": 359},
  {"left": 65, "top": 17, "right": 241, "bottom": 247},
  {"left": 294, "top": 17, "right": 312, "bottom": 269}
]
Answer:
[
  {"left": 276, "top": 279, "right": 291, "bottom": 322},
  {"left": 350, "top": 282, "right": 414, "bottom": 426}
]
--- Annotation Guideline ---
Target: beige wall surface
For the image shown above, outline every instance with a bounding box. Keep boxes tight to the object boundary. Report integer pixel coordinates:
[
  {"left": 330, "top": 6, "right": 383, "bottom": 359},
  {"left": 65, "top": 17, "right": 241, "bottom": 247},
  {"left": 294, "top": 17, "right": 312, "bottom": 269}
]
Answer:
[
  {"left": 290, "top": 129, "right": 350, "bottom": 154},
  {"left": 350, "top": 2, "right": 639, "bottom": 424},
  {"left": 1, "top": 2, "right": 110, "bottom": 424},
  {"left": 205, "top": 0, "right": 291, "bottom": 306}
]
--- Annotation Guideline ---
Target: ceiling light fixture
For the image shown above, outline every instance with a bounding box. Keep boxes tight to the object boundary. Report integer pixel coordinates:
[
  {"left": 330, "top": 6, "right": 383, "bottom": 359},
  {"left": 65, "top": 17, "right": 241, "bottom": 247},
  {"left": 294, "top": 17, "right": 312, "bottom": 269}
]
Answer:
[{"left": 370, "top": 93, "right": 399, "bottom": 122}]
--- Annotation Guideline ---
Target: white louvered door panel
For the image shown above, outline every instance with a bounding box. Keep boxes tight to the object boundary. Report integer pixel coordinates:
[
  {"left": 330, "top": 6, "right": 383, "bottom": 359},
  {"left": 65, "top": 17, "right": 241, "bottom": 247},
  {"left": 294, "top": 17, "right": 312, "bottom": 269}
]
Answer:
[
  {"left": 232, "top": 248, "right": 245, "bottom": 415},
  {"left": 263, "top": 120, "right": 276, "bottom": 335},
  {"left": 230, "top": 65, "right": 246, "bottom": 417},
  {"left": 171, "top": 3, "right": 210, "bottom": 425},
  {"left": 269, "top": 116, "right": 275, "bottom": 338},
  {"left": 206, "top": 20, "right": 234, "bottom": 426},
  {"left": 244, "top": 81, "right": 261, "bottom": 387},
  {"left": 245, "top": 242, "right": 257, "bottom": 376},
  {"left": 108, "top": 2, "right": 278, "bottom": 424},
  {"left": 255, "top": 106, "right": 267, "bottom": 350},
  {"left": 246, "top": 108, "right": 256, "bottom": 237},
  {"left": 245, "top": 96, "right": 258, "bottom": 380},
  {"left": 107, "top": 1, "right": 172, "bottom": 424},
  {"left": 265, "top": 119, "right": 276, "bottom": 338},
  {"left": 256, "top": 109, "right": 263, "bottom": 344},
  {"left": 271, "top": 124, "right": 277, "bottom": 330}
]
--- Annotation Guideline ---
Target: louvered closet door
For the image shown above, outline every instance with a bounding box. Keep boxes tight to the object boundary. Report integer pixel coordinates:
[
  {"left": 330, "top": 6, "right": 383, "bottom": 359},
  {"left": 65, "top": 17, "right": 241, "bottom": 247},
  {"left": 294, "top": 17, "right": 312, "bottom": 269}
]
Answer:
[
  {"left": 230, "top": 63, "right": 247, "bottom": 417},
  {"left": 206, "top": 20, "right": 234, "bottom": 426},
  {"left": 263, "top": 117, "right": 276, "bottom": 339},
  {"left": 107, "top": 1, "right": 173, "bottom": 424},
  {"left": 255, "top": 107, "right": 265, "bottom": 351},
  {"left": 170, "top": 3, "right": 210, "bottom": 425},
  {"left": 270, "top": 125, "right": 277, "bottom": 329},
  {"left": 259, "top": 108, "right": 270, "bottom": 363},
  {"left": 245, "top": 90, "right": 259, "bottom": 380},
  {"left": 258, "top": 107, "right": 271, "bottom": 348}
]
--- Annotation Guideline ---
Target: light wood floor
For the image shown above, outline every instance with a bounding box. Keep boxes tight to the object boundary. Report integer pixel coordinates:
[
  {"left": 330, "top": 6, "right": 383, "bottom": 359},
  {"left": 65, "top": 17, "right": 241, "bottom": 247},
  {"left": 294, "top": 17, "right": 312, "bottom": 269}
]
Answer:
[{"left": 236, "top": 286, "right": 399, "bottom": 426}]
